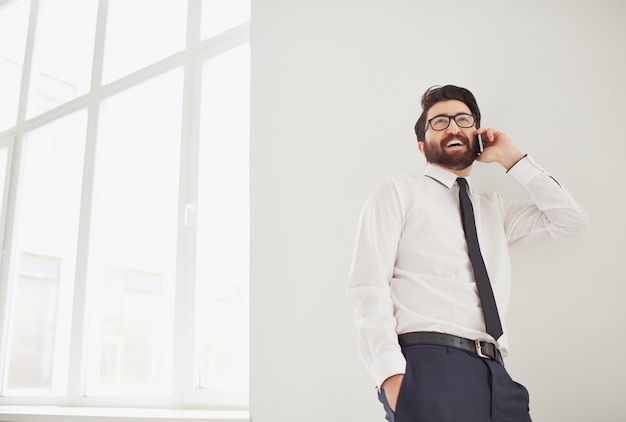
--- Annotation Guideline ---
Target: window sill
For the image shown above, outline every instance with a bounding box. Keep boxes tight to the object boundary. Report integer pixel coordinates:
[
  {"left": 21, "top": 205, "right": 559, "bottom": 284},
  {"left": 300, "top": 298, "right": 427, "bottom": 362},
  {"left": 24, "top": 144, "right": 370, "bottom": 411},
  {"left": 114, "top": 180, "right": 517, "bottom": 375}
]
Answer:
[{"left": 0, "top": 406, "right": 250, "bottom": 422}]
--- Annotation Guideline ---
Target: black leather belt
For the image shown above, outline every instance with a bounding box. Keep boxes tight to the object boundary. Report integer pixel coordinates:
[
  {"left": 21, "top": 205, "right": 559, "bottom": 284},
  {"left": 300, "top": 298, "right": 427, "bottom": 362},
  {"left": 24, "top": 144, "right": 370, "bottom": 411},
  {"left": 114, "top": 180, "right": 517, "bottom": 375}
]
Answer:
[{"left": 398, "top": 331, "right": 504, "bottom": 366}]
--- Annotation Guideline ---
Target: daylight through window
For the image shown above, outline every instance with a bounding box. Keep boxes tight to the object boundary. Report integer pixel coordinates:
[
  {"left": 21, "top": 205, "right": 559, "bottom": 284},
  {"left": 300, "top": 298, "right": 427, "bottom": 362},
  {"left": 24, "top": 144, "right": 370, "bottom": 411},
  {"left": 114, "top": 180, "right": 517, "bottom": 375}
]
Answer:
[{"left": 0, "top": 0, "right": 250, "bottom": 409}]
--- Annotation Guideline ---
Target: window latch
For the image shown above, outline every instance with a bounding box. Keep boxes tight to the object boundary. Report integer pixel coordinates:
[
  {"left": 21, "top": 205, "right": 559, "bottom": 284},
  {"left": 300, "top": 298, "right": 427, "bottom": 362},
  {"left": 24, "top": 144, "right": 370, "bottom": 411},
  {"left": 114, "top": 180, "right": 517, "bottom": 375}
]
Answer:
[{"left": 184, "top": 201, "right": 196, "bottom": 226}]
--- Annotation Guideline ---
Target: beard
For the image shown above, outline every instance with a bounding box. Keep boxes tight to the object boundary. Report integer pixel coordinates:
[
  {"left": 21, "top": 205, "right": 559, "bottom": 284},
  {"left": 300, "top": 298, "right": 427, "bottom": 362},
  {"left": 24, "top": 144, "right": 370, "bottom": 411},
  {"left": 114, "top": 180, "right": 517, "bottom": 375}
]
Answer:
[{"left": 423, "top": 133, "right": 477, "bottom": 171}]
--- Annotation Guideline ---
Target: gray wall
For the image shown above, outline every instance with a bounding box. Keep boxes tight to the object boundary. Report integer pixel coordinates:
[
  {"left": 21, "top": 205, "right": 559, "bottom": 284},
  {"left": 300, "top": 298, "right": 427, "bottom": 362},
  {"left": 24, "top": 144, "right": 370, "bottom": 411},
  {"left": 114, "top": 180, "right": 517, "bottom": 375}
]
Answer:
[{"left": 250, "top": 1, "right": 626, "bottom": 421}]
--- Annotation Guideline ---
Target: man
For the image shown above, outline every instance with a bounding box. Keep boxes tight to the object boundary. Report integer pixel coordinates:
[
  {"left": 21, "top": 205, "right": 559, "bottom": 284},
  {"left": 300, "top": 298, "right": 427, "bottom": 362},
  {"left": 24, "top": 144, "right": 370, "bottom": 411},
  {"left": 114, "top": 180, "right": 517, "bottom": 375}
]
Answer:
[{"left": 347, "top": 85, "right": 588, "bottom": 421}]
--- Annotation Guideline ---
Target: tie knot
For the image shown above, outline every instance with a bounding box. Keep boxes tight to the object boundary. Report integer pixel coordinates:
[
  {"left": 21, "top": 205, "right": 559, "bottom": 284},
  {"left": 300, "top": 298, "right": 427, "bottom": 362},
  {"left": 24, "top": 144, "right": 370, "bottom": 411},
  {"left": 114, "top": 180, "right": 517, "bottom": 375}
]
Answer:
[{"left": 457, "top": 177, "right": 468, "bottom": 188}]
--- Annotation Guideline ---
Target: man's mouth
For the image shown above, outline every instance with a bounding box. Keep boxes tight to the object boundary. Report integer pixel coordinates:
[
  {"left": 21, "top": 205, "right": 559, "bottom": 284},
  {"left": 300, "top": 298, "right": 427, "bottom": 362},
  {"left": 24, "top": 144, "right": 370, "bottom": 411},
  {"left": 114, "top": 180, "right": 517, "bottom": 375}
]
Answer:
[{"left": 445, "top": 137, "right": 466, "bottom": 149}]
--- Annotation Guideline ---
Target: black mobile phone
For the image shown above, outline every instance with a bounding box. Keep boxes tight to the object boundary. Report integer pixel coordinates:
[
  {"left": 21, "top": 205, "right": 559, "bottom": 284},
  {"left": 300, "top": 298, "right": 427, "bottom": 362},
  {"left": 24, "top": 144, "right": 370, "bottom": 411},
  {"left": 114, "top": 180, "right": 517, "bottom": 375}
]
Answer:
[{"left": 476, "top": 133, "right": 484, "bottom": 156}]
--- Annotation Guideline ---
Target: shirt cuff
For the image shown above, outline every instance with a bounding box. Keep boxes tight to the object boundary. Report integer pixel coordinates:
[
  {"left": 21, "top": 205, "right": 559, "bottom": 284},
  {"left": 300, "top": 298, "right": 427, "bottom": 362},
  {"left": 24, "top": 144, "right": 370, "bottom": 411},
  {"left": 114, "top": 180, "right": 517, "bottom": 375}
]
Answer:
[
  {"left": 370, "top": 351, "right": 407, "bottom": 389},
  {"left": 506, "top": 154, "right": 543, "bottom": 186}
]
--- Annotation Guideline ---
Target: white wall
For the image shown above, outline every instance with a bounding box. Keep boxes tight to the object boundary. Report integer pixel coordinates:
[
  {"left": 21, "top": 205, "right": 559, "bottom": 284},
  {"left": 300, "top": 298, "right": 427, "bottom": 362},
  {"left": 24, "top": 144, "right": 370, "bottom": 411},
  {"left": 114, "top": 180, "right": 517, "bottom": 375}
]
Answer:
[{"left": 250, "top": 1, "right": 626, "bottom": 421}]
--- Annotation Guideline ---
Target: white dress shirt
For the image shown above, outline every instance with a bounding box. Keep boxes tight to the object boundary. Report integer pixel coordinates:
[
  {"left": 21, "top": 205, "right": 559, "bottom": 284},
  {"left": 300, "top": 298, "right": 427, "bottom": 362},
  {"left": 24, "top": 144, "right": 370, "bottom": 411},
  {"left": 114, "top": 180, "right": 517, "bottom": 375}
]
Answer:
[{"left": 346, "top": 156, "right": 588, "bottom": 388}]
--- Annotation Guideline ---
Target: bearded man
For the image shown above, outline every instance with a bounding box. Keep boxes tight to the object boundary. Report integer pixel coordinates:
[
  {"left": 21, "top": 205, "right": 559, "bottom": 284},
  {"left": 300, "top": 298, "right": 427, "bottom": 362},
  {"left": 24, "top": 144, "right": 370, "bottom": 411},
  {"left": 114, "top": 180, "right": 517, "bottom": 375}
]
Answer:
[{"left": 347, "top": 85, "right": 588, "bottom": 421}]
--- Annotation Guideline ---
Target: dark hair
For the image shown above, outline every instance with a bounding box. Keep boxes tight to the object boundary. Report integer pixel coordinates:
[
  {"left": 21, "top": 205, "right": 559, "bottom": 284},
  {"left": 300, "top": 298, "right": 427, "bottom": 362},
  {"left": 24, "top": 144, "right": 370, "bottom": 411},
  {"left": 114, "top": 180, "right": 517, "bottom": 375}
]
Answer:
[{"left": 414, "top": 85, "right": 481, "bottom": 142}]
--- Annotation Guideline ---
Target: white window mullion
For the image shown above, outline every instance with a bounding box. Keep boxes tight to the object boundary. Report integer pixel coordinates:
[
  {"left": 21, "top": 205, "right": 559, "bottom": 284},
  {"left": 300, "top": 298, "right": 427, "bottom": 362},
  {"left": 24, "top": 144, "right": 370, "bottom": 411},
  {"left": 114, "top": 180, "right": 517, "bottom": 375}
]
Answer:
[
  {"left": 176, "top": 0, "right": 202, "bottom": 407},
  {"left": 0, "top": 136, "right": 16, "bottom": 399},
  {"left": 65, "top": 0, "right": 109, "bottom": 405},
  {"left": 0, "top": 138, "right": 15, "bottom": 268},
  {"left": 14, "top": 0, "right": 37, "bottom": 128}
]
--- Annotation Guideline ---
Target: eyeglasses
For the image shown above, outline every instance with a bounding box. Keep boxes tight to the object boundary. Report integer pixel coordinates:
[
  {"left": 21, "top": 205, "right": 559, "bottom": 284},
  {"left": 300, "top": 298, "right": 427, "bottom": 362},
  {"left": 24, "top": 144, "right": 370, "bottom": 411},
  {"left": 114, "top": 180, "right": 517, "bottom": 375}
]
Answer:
[{"left": 426, "top": 113, "right": 475, "bottom": 131}]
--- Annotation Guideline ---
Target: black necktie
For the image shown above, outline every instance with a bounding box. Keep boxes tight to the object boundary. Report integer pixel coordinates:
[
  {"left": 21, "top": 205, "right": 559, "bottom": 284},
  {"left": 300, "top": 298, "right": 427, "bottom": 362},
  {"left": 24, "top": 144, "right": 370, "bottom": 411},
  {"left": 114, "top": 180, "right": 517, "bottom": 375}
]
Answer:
[{"left": 457, "top": 178, "right": 503, "bottom": 340}]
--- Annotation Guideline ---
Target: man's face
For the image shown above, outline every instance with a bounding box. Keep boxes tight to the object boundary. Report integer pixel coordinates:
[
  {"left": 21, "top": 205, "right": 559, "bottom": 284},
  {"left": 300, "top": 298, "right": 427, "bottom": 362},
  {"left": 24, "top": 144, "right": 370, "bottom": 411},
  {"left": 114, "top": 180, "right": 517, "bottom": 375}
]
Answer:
[{"left": 419, "top": 100, "right": 477, "bottom": 172}]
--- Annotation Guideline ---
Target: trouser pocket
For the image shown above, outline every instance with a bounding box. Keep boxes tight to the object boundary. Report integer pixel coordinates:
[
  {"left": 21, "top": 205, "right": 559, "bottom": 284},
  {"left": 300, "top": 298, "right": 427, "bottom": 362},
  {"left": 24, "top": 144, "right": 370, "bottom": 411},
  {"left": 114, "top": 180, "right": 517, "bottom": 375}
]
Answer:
[{"left": 377, "top": 387, "right": 395, "bottom": 422}]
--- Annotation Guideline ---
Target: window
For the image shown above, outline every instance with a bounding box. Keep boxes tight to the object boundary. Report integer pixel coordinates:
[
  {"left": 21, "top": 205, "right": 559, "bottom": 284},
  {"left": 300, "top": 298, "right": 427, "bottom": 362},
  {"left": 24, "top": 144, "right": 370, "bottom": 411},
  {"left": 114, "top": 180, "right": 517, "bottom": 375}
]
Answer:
[{"left": 0, "top": 0, "right": 250, "bottom": 411}]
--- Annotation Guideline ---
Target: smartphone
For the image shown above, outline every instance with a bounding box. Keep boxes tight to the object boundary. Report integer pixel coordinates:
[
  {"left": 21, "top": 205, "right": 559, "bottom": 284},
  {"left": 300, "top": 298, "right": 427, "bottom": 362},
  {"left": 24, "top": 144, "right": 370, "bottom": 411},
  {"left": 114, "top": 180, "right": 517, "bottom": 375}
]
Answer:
[{"left": 476, "top": 133, "right": 484, "bottom": 156}]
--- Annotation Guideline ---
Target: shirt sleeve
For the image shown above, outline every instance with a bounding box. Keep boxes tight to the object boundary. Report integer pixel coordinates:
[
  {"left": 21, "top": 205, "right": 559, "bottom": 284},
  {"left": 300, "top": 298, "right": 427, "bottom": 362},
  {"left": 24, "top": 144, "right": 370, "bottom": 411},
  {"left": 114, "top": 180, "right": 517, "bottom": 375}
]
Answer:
[
  {"left": 346, "top": 177, "right": 407, "bottom": 388},
  {"left": 503, "top": 155, "right": 589, "bottom": 245}
]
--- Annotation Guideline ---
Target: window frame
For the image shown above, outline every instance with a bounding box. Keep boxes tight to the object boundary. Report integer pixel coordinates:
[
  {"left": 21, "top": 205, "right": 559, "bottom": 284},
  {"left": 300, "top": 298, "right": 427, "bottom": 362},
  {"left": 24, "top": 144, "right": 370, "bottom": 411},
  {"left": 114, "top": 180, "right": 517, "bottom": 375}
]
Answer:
[{"left": 0, "top": 0, "right": 250, "bottom": 413}]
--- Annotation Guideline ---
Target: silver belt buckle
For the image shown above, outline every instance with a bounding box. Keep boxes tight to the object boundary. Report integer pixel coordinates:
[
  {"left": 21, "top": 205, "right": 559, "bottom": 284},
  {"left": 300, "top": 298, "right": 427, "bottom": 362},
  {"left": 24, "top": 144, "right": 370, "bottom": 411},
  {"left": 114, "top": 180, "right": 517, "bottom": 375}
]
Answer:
[{"left": 474, "top": 339, "right": 491, "bottom": 359}]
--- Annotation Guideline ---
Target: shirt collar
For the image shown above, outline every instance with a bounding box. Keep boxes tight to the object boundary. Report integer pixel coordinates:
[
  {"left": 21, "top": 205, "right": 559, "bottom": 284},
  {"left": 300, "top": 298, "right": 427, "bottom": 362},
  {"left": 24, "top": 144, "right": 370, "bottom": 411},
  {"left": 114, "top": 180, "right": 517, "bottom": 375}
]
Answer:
[{"left": 424, "top": 164, "right": 474, "bottom": 192}]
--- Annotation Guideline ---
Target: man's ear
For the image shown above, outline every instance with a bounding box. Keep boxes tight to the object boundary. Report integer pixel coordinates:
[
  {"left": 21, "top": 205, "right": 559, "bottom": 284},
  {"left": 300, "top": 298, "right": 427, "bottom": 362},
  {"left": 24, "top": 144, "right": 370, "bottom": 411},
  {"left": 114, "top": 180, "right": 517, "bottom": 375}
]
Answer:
[{"left": 417, "top": 141, "right": 425, "bottom": 156}]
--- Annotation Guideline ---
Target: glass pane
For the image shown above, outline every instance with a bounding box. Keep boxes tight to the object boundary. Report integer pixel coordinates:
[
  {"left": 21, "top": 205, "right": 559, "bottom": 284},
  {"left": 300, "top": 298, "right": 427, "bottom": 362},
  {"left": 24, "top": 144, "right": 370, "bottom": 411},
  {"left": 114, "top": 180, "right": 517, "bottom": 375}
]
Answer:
[
  {"left": 201, "top": 0, "right": 250, "bottom": 40},
  {"left": 196, "top": 43, "right": 249, "bottom": 391},
  {"left": 3, "top": 110, "right": 87, "bottom": 395},
  {"left": 103, "top": 0, "right": 187, "bottom": 84},
  {"left": 0, "top": 142, "right": 9, "bottom": 274},
  {"left": 0, "top": 143, "right": 8, "bottom": 228},
  {"left": 0, "top": 0, "right": 29, "bottom": 130},
  {"left": 26, "top": 0, "right": 98, "bottom": 118},
  {"left": 85, "top": 69, "right": 183, "bottom": 396}
]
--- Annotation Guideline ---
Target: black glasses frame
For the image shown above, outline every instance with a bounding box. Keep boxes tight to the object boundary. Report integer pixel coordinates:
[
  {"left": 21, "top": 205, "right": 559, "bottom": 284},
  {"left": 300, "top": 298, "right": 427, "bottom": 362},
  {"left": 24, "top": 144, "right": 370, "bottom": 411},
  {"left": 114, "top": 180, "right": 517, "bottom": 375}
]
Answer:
[{"left": 426, "top": 113, "right": 476, "bottom": 131}]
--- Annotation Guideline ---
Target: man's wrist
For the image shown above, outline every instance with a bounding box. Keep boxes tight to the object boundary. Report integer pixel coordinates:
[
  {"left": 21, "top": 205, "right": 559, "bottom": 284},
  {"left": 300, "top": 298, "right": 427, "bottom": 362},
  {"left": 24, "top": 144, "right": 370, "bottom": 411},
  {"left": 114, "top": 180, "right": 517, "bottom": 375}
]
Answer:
[
  {"left": 503, "top": 152, "right": 525, "bottom": 171},
  {"left": 381, "top": 373, "right": 404, "bottom": 392}
]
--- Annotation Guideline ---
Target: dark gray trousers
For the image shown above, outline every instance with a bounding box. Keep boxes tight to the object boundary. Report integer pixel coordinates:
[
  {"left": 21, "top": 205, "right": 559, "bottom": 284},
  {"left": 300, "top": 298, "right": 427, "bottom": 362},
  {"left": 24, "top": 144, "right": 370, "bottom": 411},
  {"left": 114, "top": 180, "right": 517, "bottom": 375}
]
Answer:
[{"left": 377, "top": 344, "right": 532, "bottom": 422}]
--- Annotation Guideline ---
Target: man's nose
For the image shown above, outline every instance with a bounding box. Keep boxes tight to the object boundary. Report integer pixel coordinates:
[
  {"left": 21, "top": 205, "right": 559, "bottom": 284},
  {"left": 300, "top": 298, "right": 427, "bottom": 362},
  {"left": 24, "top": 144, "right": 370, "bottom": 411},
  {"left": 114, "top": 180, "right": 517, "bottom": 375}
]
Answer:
[{"left": 446, "top": 119, "right": 460, "bottom": 134}]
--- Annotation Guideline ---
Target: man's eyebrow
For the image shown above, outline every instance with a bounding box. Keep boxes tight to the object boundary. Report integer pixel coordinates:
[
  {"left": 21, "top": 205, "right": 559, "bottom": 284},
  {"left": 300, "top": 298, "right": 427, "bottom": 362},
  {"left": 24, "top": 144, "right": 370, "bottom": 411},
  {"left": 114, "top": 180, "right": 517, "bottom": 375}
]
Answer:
[{"left": 429, "top": 112, "right": 471, "bottom": 119}]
